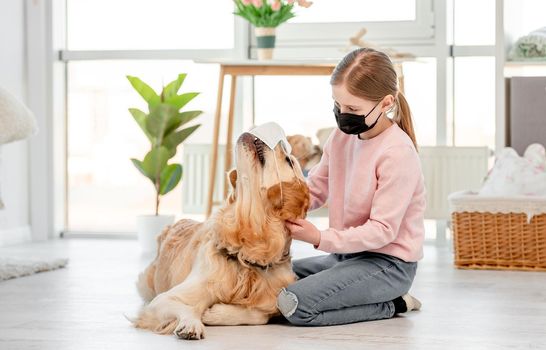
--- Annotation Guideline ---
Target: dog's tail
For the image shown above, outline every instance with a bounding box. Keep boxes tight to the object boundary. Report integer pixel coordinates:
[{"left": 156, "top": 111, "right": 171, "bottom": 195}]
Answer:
[{"left": 136, "top": 266, "right": 157, "bottom": 303}]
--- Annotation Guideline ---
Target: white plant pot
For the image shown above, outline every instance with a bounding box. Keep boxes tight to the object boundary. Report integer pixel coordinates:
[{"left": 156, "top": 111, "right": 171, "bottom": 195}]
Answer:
[{"left": 136, "top": 215, "right": 175, "bottom": 256}]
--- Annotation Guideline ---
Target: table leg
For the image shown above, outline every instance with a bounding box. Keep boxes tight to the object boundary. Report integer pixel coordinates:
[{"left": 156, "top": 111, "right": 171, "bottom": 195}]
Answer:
[
  {"left": 223, "top": 75, "right": 237, "bottom": 198},
  {"left": 206, "top": 67, "right": 225, "bottom": 217},
  {"left": 251, "top": 76, "right": 256, "bottom": 126}
]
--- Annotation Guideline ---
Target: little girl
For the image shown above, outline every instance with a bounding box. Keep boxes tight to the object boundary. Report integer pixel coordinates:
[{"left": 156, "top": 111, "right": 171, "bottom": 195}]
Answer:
[{"left": 277, "top": 48, "right": 425, "bottom": 326}]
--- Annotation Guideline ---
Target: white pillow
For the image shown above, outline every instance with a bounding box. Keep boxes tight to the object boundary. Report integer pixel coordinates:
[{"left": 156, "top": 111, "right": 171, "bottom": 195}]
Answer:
[
  {"left": 479, "top": 144, "right": 546, "bottom": 196},
  {"left": 0, "top": 86, "right": 38, "bottom": 145}
]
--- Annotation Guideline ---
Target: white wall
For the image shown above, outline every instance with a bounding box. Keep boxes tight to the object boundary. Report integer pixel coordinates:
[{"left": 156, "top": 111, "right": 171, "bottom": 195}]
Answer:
[{"left": 0, "top": 0, "right": 32, "bottom": 245}]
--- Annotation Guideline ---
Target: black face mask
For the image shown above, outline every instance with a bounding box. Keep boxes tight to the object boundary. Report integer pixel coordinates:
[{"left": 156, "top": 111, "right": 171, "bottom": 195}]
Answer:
[{"left": 333, "top": 100, "right": 382, "bottom": 135}]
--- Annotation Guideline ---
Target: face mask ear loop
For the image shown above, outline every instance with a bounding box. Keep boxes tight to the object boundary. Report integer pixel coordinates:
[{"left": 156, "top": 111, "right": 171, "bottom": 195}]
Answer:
[
  {"left": 286, "top": 154, "right": 303, "bottom": 186},
  {"left": 272, "top": 152, "right": 284, "bottom": 205},
  {"left": 280, "top": 140, "right": 300, "bottom": 186},
  {"left": 368, "top": 112, "right": 383, "bottom": 129}
]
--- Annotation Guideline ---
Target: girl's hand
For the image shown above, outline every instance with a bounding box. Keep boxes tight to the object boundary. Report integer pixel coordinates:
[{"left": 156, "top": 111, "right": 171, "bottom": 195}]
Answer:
[{"left": 286, "top": 218, "right": 321, "bottom": 246}]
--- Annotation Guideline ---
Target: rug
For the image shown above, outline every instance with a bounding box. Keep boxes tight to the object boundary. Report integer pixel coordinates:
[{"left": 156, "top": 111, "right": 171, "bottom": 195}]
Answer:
[{"left": 0, "top": 257, "right": 68, "bottom": 281}]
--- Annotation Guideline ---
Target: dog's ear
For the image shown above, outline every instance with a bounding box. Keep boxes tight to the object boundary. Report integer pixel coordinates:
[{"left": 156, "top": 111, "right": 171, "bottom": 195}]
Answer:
[
  {"left": 284, "top": 181, "right": 310, "bottom": 219},
  {"left": 228, "top": 168, "right": 237, "bottom": 188},
  {"left": 226, "top": 169, "right": 237, "bottom": 204},
  {"left": 267, "top": 183, "right": 283, "bottom": 210},
  {"left": 267, "top": 181, "right": 310, "bottom": 219}
]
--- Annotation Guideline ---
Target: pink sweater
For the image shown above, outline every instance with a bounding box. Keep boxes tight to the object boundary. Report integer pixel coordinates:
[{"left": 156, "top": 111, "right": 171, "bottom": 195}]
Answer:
[{"left": 307, "top": 123, "right": 426, "bottom": 262}]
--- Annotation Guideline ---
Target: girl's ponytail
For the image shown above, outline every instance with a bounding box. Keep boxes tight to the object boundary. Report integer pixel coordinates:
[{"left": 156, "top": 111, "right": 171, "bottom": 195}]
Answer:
[{"left": 394, "top": 92, "right": 418, "bottom": 150}]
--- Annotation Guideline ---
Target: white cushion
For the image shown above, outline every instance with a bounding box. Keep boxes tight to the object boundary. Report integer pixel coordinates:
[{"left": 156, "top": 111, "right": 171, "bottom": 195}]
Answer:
[
  {"left": 0, "top": 86, "right": 38, "bottom": 145},
  {"left": 479, "top": 143, "right": 546, "bottom": 196}
]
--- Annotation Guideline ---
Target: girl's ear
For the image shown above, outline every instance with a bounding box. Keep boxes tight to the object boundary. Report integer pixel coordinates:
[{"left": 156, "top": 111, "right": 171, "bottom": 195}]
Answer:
[
  {"left": 226, "top": 169, "right": 237, "bottom": 204},
  {"left": 382, "top": 94, "right": 395, "bottom": 112}
]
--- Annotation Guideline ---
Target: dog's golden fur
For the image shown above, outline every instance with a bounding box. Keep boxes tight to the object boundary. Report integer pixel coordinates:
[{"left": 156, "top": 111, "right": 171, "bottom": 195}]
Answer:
[{"left": 133, "top": 132, "right": 310, "bottom": 340}]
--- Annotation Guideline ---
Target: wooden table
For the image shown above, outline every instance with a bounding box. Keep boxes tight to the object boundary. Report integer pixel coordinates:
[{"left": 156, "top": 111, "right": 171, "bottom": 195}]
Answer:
[{"left": 199, "top": 60, "right": 337, "bottom": 217}]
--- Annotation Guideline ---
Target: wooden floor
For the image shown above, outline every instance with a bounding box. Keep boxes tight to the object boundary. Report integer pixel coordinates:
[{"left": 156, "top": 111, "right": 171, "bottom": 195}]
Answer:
[{"left": 0, "top": 238, "right": 545, "bottom": 350}]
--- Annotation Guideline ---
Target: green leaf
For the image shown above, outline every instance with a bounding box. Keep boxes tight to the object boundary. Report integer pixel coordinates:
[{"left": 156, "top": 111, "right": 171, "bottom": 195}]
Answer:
[
  {"left": 127, "top": 76, "right": 161, "bottom": 107},
  {"left": 146, "top": 104, "right": 178, "bottom": 144},
  {"left": 164, "top": 125, "right": 201, "bottom": 156},
  {"left": 162, "top": 73, "right": 187, "bottom": 101},
  {"left": 166, "top": 92, "right": 199, "bottom": 111},
  {"left": 129, "top": 108, "right": 153, "bottom": 142},
  {"left": 159, "top": 164, "right": 183, "bottom": 195},
  {"left": 131, "top": 158, "right": 152, "bottom": 180},
  {"left": 233, "top": 0, "right": 295, "bottom": 27},
  {"left": 164, "top": 110, "right": 203, "bottom": 136},
  {"left": 179, "top": 110, "right": 203, "bottom": 125},
  {"left": 142, "top": 147, "right": 170, "bottom": 183}
]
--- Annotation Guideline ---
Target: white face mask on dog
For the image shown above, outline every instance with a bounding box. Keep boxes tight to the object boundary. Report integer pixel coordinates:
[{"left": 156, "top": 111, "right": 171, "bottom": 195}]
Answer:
[{"left": 249, "top": 122, "right": 292, "bottom": 156}]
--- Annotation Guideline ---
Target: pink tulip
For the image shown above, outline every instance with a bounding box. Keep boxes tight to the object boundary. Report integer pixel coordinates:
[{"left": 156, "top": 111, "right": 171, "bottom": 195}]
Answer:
[
  {"left": 271, "top": 1, "right": 281, "bottom": 11},
  {"left": 252, "top": 0, "right": 262, "bottom": 7},
  {"left": 241, "top": 0, "right": 252, "bottom": 4},
  {"left": 287, "top": 0, "right": 295, "bottom": 3},
  {"left": 297, "top": 0, "right": 312, "bottom": 8}
]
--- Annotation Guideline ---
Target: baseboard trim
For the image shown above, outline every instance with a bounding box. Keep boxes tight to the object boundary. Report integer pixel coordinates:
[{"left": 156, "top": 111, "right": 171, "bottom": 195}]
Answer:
[{"left": 0, "top": 225, "right": 32, "bottom": 246}]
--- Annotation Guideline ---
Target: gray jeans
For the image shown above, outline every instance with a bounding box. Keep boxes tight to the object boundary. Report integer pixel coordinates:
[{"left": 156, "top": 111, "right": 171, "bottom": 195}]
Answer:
[{"left": 276, "top": 252, "right": 417, "bottom": 326}]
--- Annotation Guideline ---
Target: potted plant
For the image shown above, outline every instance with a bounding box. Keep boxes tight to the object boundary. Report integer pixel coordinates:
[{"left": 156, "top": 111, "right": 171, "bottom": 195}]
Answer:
[
  {"left": 127, "top": 73, "right": 202, "bottom": 254},
  {"left": 233, "top": 0, "right": 313, "bottom": 60}
]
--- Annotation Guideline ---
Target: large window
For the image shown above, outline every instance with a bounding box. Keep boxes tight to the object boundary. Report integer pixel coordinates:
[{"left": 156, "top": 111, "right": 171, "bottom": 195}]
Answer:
[
  {"left": 67, "top": 0, "right": 234, "bottom": 50},
  {"left": 58, "top": 0, "right": 498, "bottom": 236}
]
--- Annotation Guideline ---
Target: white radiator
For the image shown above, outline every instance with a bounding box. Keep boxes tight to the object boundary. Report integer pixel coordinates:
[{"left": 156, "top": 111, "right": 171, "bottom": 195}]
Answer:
[
  {"left": 419, "top": 146, "right": 490, "bottom": 220},
  {"left": 182, "top": 144, "right": 228, "bottom": 214},
  {"left": 182, "top": 144, "right": 490, "bottom": 219}
]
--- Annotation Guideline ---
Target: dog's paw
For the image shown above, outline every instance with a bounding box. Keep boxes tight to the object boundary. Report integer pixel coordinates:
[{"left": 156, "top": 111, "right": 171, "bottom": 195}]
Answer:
[
  {"left": 202, "top": 304, "right": 228, "bottom": 325},
  {"left": 174, "top": 318, "right": 205, "bottom": 340}
]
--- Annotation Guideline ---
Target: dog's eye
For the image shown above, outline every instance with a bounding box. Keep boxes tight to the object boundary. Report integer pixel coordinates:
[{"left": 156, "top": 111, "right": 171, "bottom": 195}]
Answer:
[{"left": 285, "top": 156, "right": 293, "bottom": 168}]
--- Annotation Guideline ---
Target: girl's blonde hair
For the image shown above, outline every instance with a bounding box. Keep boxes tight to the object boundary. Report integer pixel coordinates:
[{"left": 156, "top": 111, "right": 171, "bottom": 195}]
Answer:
[{"left": 330, "top": 48, "right": 418, "bottom": 149}]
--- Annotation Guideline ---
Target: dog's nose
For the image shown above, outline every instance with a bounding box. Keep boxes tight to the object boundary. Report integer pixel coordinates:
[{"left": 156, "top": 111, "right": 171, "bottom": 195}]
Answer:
[{"left": 238, "top": 132, "right": 254, "bottom": 145}]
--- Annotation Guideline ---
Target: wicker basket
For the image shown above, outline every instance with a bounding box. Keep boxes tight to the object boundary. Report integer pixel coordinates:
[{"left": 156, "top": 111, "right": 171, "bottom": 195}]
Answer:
[{"left": 448, "top": 191, "right": 546, "bottom": 271}]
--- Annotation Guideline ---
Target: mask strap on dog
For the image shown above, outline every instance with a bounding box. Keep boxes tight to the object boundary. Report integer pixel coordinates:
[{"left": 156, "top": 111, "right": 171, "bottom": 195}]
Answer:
[
  {"left": 272, "top": 153, "right": 284, "bottom": 205},
  {"left": 285, "top": 152, "right": 304, "bottom": 186}
]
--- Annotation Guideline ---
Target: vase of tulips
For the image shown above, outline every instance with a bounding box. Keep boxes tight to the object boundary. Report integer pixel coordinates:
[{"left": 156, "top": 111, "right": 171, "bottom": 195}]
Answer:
[{"left": 233, "top": 0, "right": 313, "bottom": 60}]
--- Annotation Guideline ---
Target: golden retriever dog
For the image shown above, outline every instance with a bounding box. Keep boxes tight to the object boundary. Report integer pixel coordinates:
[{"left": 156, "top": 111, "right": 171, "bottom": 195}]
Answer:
[{"left": 132, "top": 132, "right": 310, "bottom": 340}]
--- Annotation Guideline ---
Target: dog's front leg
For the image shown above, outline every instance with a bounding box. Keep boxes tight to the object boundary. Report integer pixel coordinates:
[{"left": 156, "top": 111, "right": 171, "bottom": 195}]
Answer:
[
  {"left": 141, "top": 279, "right": 215, "bottom": 340},
  {"left": 135, "top": 245, "right": 217, "bottom": 340},
  {"left": 202, "top": 303, "right": 270, "bottom": 326}
]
